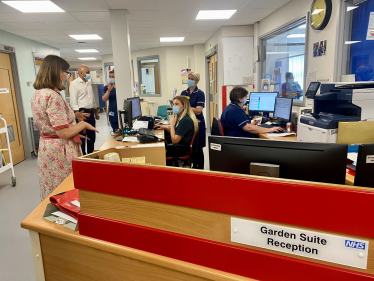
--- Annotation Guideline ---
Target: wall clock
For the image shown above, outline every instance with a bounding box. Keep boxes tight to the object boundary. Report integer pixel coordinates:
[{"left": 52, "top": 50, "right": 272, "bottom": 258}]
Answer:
[{"left": 310, "top": 0, "right": 332, "bottom": 30}]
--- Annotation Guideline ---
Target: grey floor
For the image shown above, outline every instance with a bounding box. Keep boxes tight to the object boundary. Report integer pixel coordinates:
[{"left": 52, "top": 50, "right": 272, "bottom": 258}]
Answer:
[{"left": 0, "top": 112, "right": 209, "bottom": 280}]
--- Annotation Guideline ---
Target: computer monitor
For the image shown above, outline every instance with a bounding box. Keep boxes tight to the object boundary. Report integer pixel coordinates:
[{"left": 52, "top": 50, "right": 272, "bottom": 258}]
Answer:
[
  {"left": 248, "top": 92, "right": 278, "bottom": 113},
  {"left": 208, "top": 136, "right": 348, "bottom": 185},
  {"left": 354, "top": 143, "right": 374, "bottom": 188},
  {"left": 274, "top": 97, "right": 293, "bottom": 122},
  {"left": 127, "top": 97, "right": 142, "bottom": 119},
  {"left": 123, "top": 100, "right": 133, "bottom": 129}
]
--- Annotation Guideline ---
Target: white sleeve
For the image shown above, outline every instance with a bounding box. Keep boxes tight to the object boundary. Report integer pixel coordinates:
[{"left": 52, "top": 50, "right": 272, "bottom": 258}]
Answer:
[
  {"left": 69, "top": 81, "right": 79, "bottom": 111},
  {"left": 91, "top": 85, "right": 98, "bottom": 109}
]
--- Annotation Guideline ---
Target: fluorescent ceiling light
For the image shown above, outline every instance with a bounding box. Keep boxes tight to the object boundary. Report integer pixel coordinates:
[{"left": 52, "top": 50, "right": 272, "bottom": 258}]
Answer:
[
  {"left": 2, "top": 1, "right": 64, "bottom": 13},
  {"left": 347, "top": 6, "right": 359, "bottom": 12},
  {"left": 75, "top": 49, "right": 99, "bottom": 53},
  {"left": 78, "top": 57, "right": 97, "bottom": 60},
  {"left": 312, "top": 9, "right": 324, "bottom": 15},
  {"left": 287, "top": 34, "right": 305, "bottom": 38},
  {"left": 298, "top": 24, "right": 306, "bottom": 29},
  {"left": 160, "top": 37, "right": 184, "bottom": 42},
  {"left": 69, "top": 34, "right": 102, "bottom": 40},
  {"left": 345, "top": 41, "right": 361, "bottom": 44},
  {"left": 196, "top": 10, "right": 237, "bottom": 20}
]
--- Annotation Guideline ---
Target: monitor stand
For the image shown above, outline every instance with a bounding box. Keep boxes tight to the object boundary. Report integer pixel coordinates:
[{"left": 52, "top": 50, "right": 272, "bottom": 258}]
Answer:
[{"left": 250, "top": 163, "right": 280, "bottom": 178}]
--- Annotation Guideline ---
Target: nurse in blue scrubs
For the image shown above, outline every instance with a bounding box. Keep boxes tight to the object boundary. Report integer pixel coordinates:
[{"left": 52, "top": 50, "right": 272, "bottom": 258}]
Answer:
[
  {"left": 221, "top": 86, "right": 283, "bottom": 137},
  {"left": 285, "top": 72, "right": 303, "bottom": 99},
  {"left": 102, "top": 70, "right": 118, "bottom": 132},
  {"left": 181, "top": 72, "right": 206, "bottom": 169}
]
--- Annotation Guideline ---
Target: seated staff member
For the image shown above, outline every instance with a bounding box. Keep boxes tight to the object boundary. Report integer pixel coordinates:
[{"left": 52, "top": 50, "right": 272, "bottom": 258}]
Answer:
[
  {"left": 156, "top": 96, "right": 198, "bottom": 156},
  {"left": 181, "top": 72, "right": 205, "bottom": 170},
  {"left": 102, "top": 70, "right": 118, "bottom": 132},
  {"left": 282, "top": 72, "right": 303, "bottom": 99},
  {"left": 221, "top": 86, "right": 283, "bottom": 137}
]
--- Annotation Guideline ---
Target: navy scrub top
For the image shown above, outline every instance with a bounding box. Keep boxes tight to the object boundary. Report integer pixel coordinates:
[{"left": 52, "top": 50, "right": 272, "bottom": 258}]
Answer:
[
  {"left": 221, "top": 102, "right": 253, "bottom": 138},
  {"left": 103, "top": 85, "right": 118, "bottom": 123},
  {"left": 181, "top": 86, "right": 206, "bottom": 148}
]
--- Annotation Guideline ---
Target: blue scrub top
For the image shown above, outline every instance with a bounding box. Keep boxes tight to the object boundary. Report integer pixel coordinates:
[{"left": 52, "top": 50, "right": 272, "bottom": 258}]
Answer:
[
  {"left": 181, "top": 86, "right": 206, "bottom": 148},
  {"left": 221, "top": 102, "right": 253, "bottom": 138},
  {"left": 103, "top": 85, "right": 118, "bottom": 122},
  {"left": 286, "top": 81, "right": 303, "bottom": 100}
]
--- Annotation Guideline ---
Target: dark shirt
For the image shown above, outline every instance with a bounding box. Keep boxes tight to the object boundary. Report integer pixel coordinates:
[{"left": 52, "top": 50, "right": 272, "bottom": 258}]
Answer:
[
  {"left": 181, "top": 86, "right": 205, "bottom": 123},
  {"left": 221, "top": 102, "right": 253, "bottom": 138},
  {"left": 175, "top": 114, "right": 195, "bottom": 146},
  {"left": 103, "top": 85, "right": 118, "bottom": 122}
]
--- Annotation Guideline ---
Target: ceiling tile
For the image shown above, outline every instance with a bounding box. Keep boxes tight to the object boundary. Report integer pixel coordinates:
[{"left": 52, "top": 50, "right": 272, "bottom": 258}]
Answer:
[
  {"left": 0, "top": 23, "right": 14, "bottom": 30},
  {"left": 158, "top": 26, "right": 189, "bottom": 34},
  {"left": 130, "top": 27, "right": 159, "bottom": 34},
  {"left": 130, "top": 33, "right": 159, "bottom": 39},
  {"left": 160, "top": 42, "right": 184, "bottom": 47},
  {"left": 133, "top": 37, "right": 159, "bottom": 43},
  {"left": 4, "top": 22, "right": 50, "bottom": 30},
  {"left": 70, "top": 12, "right": 110, "bottom": 22},
  {"left": 4, "top": 30, "right": 32, "bottom": 36},
  {"left": 155, "top": 10, "right": 197, "bottom": 20},
  {"left": 59, "top": 48, "right": 76, "bottom": 53},
  {"left": 199, "top": 0, "right": 248, "bottom": 10},
  {"left": 83, "top": 21, "right": 111, "bottom": 28},
  {"left": 188, "top": 25, "right": 219, "bottom": 33},
  {"left": 0, "top": 13, "right": 39, "bottom": 23},
  {"left": 52, "top": 0, "right": 110, "bottom": 12},
  {"left": 243, "top": 0, "right": 290, "bottom": 9},
  {"left": 0, "top": 2, "right": 21, "bottom": 14},
  {"left": 127, "top": 11, "right": 157, "bottom": 21},
  {"left": 29, "top": 13, "right": 79, "bottom": 22},
  {"left": 193, "top": 20, "right": 228, "bottom": 27},
  {"left": 59, "top": 29, "right": 96, "bottom": 35},
  {"left": 232, "top": 8, "right": 276, "bottom": 19},
  {"left": 129, "top": 21, "right": 158, "bottom": 28},
  {"left": 22, "top": 35, "right": 45, "bottom": 41},
  {"left": 225, "top": 18, "right": 261, "bottom": 26},
  {"left": 105, "top": 0, "right": 156, "bottom": 10},
  {"left": 46, "top": 22, "right": 88, "bottom": 29},
  {"left": 157, "top": 20, "right": 193, "bottom": 28},
  {"left": 28, "top": 29, "right": 65, "bottom": 36},
  {"left": 155, "top": 0, "right": 201, "bottom": 11},
  {"left": 90, "top": 28, "right": 112, "bottom": 35}
]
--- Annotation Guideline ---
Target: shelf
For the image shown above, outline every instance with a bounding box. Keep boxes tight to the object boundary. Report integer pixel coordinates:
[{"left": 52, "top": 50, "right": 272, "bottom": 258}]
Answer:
[{"left": 0, "top": 164, "right": 12, "bottom": 174}]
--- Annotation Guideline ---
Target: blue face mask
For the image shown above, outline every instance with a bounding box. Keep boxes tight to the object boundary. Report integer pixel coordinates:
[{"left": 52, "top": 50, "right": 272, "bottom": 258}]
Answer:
[
  {"left": 109, "top": 78, "right": 115, "bottom": 84},
  {"left": 84, "top": 74, "right": 91, "bottom": 80},
  {"left": 287, "top": 79, "right": 294, "bottom": 84},
  {"left": 242, "top": 97, "right": 247, "bottom": 106},
  {"left": 172, "top": 106, "right": 181, "bottom": 114},
  {"left": 62, "top": 81, "right": 68, "bottom": 87},
  {"left": 187, "top": 80, "right": 195, "bottom": 88}
]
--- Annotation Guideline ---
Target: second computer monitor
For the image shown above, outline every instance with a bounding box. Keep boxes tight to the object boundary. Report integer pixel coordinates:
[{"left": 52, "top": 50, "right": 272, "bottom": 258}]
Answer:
[
  {"left": 249, "top": 92, "right": 278, "bottom": 113},
  {"left": 274, "top": 97, "right": 293, "bottom": 122},
  {"left": 127, "top": 97, "right": 142, "bottom": 119}
]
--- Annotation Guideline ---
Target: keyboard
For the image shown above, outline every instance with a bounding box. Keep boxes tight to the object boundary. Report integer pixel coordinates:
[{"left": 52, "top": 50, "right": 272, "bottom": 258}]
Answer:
[
  {"left": 258, "top": 124, "right": 275, "bottom": 129},
  {"left": 139, "top": 128, "right": 155, "bottom": 136}
]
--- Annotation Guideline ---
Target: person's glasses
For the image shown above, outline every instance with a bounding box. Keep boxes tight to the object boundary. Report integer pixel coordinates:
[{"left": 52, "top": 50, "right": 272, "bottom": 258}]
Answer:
[{"left": 63, "top": 71, "right": 71, "bottom": 79}]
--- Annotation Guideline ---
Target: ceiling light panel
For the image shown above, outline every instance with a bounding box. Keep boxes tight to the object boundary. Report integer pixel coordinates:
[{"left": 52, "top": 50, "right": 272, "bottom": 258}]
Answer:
[
  {"left": 69, "top": 34, "right": 102, "bottom": 40},
  {"left": 196, "top": 10, "right": 237, "bottom": 20},
  {"left": 2, "top": 1, "right": 65, "bottom": 13},
  {"left": 78, "top": 57, "right": 97, "bottom": 60},
  {"left": 75, "top": 49, "right": 99, "bottom": 53},
  {"left": 160, "top": 37, "right": 184, "bottom": 42}
]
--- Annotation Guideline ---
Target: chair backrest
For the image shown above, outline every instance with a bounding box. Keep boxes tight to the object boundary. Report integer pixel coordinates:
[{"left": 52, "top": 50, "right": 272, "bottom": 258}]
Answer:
[
  {"left": 211, "top": 117, "right": 224, "bottom": 136},
  {"left": 157, "top": 105, "right": 169, "bottom": 119},
  {"left": 189, "top": 129, "right": 199, "bottom": 156}
]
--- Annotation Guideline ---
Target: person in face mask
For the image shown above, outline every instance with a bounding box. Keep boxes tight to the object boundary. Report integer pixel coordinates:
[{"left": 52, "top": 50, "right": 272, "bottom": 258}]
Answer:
[
  {"left": 31, "top": 55, "right": 99, "bottom": 200},
  {"left": 180, "top": 72, "right": 206, "bottom": 170},
  {"left": 155, "top": 96, "right": 198, "bottom": 159},
  {"left": 102, "top": 70, "right": 118, "bottom": 132},
  {"left": 221, "top": 86, "right": 283, "bottom": 138},
  {"left": 282, "top": 72, "right": 303, "bottom": 99},
  {"left": 69, "top": 65, "right": 100, "bottom": 155}
]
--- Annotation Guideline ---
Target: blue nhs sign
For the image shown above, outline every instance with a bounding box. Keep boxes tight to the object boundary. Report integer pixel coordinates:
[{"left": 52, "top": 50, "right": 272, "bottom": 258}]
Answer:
[{"left": 345, "top": 240, "right": 366, "bottom": 250}]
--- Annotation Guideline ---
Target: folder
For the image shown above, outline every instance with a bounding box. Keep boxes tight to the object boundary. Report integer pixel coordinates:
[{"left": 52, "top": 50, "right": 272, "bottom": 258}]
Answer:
[{"left": 337, "top": 121, "right": 374, "bottom": 145}]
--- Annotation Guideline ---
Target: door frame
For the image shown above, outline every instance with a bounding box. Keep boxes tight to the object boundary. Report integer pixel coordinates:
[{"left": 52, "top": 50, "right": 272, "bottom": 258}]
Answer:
[
  {"left": 205, "top": 45, "right": 218, "bottom": 134},
  {"left": 0, "top": 44, "right": 31, "bottom": 159}
]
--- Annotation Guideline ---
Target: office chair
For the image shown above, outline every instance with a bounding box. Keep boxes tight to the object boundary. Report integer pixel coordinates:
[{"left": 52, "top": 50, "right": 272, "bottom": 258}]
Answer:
[
  {"left": 211, "top": 117, "right": 225, "bottom": 136},
  {"left": 166, "top": 131, "right": 199, "bottom": 168},
  {"left": 157, "top": 105, "right": 169, "bottom": 119}
]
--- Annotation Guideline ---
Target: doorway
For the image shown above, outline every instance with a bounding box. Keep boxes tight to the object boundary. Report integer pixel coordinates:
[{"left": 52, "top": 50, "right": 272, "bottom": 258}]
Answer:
[
  {"left": 205, "top": 46, "right": 218, "bottom": 132},
  {"left": 0, "top": 52, "right": 25, "bottom": 165}
]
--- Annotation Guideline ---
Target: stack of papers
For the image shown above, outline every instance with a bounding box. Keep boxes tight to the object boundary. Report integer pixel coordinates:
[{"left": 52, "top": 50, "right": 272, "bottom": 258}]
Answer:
[
  {"left": 122, "top": 137, "right": 139, "bottom": 142},
  {"left": 267, "top": 133, "right": 296, "bottom": 137},
  {"left": 116, "top": 143, "right": 165, "bottom": 149},
  {"left": 347, "top": 152, "right": 358, "bottom": 164}
]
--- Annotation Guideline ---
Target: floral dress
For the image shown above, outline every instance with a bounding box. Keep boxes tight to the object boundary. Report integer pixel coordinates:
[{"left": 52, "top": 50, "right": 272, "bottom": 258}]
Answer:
[{"left": 31, "top": 88, "right": 82, "bottom": 201}]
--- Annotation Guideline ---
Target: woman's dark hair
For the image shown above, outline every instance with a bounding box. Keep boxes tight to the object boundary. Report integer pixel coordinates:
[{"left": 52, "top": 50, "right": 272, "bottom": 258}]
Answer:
[
  {"left": 285, "top": 72, "right": 293, "bottom": 80},
  {"left": 109, "top": 70, "right": 115, "bottom": 74},
  {"left": 230, "top": 86, "right": 248, "bottom": 103},
  {"left": 33, "top": 55, "right": 70, "bottom": 91}
]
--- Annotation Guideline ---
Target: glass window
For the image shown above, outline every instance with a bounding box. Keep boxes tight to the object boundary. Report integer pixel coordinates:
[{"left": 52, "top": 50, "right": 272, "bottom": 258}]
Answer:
[
  {"left": 261, "top": 19, "right": 307, "bottom": 105},
  {"left": 343, "top": 0, "right": 374, "bottom": 82},
  {"left": 137, "top": 56, "right": 161, "bottom": 96}
]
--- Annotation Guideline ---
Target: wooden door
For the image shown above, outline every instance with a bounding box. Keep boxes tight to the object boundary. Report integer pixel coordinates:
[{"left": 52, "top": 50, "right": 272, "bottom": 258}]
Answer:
[
  {"left": 208, "top": 54, "right": 218, "bottom": 127},
  {"left": 0, "top": 52, "right": 25, "bottom": 165}
]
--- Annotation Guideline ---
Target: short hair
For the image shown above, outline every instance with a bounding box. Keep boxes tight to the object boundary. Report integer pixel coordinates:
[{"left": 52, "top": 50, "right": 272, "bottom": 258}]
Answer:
[
  {"left": 285, "top": 72, "right": 293, "bottom": 80},
  {"left": 230, "top": 86, "right": 248, "bottom": 103},
  {"left": 189, "top": 72, "right": 200, "bottom": 82},
  {"left": 109, "top": 70, "right": 114, "bottom": 74},
  {"left": 33, "top": 55, "right": 70, "bottom": 91}
]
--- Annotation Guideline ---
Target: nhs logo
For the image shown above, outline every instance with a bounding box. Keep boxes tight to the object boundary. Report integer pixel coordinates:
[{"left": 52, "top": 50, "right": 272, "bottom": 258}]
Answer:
[{"left": 345, "top": 240, "right": 366, "bottom": 250}]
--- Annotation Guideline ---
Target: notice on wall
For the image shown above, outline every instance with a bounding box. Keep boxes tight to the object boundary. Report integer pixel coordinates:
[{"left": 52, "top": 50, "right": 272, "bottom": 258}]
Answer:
[
  {"left": 367, "top": 12, "right": 374, "bottom": 40},
  {"left": 0, "top": 88, "right": 9, "bottom": 94},
  {"left": 231, "top": 218, "right": 369, "bottom": 269}
]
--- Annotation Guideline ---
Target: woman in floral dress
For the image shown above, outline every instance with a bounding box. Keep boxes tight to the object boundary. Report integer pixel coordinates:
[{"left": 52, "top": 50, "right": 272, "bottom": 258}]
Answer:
[{"left": 31, "top": 55, "right": 98, "bottom": 201}]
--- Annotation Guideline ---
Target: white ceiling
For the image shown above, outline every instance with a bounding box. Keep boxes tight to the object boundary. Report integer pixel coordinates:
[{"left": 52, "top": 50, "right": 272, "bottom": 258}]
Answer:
[{"left": 0, "top": 0, "right": 291, "bottom": 61}]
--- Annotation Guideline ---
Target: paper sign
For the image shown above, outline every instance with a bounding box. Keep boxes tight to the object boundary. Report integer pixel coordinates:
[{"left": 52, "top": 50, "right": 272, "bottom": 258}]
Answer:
[
  {"left": 0, "top": 88, "right": 9, "bottom": 94},
  {"left": 210, "top": 143, "right": 221, "bottom": 151},
  {"left": 367, "top": 155, "right": 374, "bottom": 163},
  {"left": 52, "top": 211, "right": 77, "bottom": 224},
  {"left": 71, "top": 200, "right": 80, "bottom": 208},
  {"left": 243, "top": 77, "right": 253, "bottom": 85},
  {"left": 367, "top": 12, "right": 374, "bottom": 40}
]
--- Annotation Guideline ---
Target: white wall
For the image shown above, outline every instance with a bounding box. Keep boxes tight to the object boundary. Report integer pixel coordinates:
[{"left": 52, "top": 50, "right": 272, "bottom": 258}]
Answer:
[
  {"left": 0, "top": 30, "right": 60, "bottom": 152},
  {"left": 68, "top": 61, "right": 103, "bottom": 69}
]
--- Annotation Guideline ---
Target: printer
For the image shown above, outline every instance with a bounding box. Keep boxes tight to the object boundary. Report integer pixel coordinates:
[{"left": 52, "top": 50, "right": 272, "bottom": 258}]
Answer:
[{"left": 298, "top": 82, "right": 374, "bottom": 143}]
